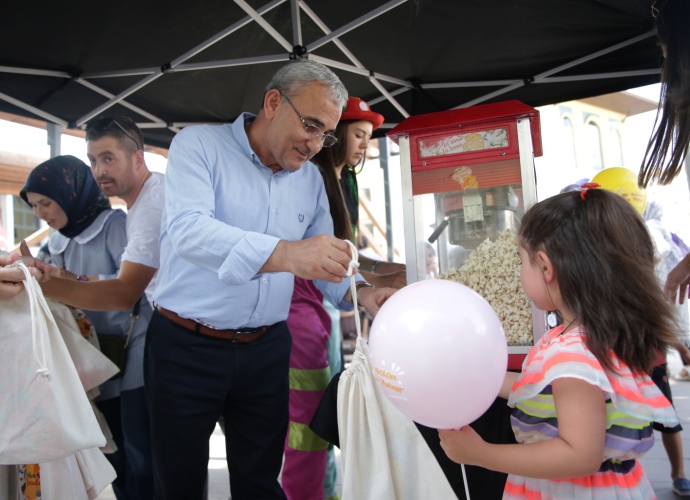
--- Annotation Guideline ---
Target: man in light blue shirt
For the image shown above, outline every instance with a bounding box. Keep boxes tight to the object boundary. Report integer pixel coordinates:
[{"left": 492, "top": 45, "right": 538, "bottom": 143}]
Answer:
[{"left": 147, "top": 60, "right": 395, "bottom": 499}]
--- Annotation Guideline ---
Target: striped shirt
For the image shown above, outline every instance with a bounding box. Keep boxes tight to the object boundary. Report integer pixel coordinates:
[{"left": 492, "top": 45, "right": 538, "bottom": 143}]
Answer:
[{"left": 505, "top": 324, "right": 678, "bottom": 499}]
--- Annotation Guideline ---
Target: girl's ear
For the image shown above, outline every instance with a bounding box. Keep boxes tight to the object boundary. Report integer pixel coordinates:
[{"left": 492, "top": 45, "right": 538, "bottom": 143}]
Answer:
[{"left": 535, "top": 250, "right": 555, "bottom": 283}]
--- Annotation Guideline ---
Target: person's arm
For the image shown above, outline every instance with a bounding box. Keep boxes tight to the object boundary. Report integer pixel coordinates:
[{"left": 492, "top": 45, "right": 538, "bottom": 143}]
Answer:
[
  {"left": 164, "top": 128, "right": 353, "bottom": 287},
  {"left": 439, "top": 377, "right": 606, "bottom": 479},
  {"left": 261, "top": 236, "right": 353, "bottom": 283},
  {"left": 341, "top": 283, "right": 396, "bottom": 317},
  {"left": 360, "top": 270, "right": 406, "bottom": 289},
  {"left": 359, "top": 255, "right": 405, "bottom": 275},
  {"left": 39, "top": 260, "right": 156, "bottom": 311},
  {"left": 498, "top": 371, "right": 519, "bottom": 400},
  {"left": 665, "top": 254, "right": 690, "bottom": 304},
  {"left": 357, "top": 256, "right": 406, "bottom": 289},
  {"left": 674, "top": 341, "right": 690, "bottom": 365}
]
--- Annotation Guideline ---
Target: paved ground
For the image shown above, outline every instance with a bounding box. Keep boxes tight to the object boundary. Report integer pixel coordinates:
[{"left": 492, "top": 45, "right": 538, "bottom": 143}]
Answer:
[{"left": 97, "top": 352, "right": 690, "bottom": 499}]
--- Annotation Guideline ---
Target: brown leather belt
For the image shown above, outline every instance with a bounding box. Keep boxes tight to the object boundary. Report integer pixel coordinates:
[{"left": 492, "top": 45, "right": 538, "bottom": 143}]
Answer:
[{"left": 156, "top": 306, "right": 268, "bottom": 343}]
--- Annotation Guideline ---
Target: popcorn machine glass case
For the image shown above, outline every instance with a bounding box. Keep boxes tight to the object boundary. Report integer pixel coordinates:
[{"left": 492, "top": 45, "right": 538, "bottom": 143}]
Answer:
[{"left": 387, "top": 101, "right": 546, "bottom": 359}]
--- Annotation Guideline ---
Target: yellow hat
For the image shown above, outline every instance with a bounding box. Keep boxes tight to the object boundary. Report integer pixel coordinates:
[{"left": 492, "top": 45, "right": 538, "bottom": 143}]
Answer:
[{"left": 591, "top": 167, "right": 647, "bottom": 215}]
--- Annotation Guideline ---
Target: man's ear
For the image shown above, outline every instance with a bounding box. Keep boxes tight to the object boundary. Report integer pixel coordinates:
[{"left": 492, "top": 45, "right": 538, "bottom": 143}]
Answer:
[
  {"left": 264, "top": 89, "right": 281, "bottom": 120},
  {"left": 535, "top": 250, "right": 555, "bottom": 283},
  {"left": 132, "top": 149, "right": 146, "bottom": 172}
]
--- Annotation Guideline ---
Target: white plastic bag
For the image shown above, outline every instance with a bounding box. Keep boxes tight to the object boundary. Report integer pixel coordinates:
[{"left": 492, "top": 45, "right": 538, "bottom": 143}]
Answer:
[{"left": 0, "top": 262, "right": 105, "bottom": 464}]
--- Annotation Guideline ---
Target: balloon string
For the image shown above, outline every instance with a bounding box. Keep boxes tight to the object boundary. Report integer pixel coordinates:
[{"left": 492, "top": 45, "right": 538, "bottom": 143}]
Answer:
[
  {"left": 343, "top": 240, "right": 362, "bottom": 339},
  {"left": 461, "top": 463, "right": 471, "bottom": 500}
]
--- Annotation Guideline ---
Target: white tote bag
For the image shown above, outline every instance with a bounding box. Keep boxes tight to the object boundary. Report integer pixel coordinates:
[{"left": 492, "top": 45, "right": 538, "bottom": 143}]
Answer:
[
  {"left": 336, "top": 245, "right": 456, "bottom": 500},
  {"left": 47, "top": 299, "right": 121, "bottom": 391},
  {"left": 39, "top": 447, "right": 117, "bottom": 500},
  {"left": 0, "top": 262, "right": 105, "bottom": 464}
]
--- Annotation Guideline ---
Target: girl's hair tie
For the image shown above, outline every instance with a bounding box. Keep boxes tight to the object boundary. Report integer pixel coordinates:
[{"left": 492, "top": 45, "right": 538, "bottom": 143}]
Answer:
[{"left": 580, "top": 182, "right": 600, "bottom": 201}]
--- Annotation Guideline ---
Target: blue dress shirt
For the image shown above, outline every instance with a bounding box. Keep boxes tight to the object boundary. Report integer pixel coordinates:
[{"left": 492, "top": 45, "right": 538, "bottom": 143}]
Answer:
[{"left": 154, "top": 113, "right": 359, "bottom": 329}]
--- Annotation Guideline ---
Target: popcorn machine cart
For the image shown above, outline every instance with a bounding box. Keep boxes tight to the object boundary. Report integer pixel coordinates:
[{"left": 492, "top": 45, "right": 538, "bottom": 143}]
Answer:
[{"left": 386, "top": 100, "right": 545, "bottom": 369}]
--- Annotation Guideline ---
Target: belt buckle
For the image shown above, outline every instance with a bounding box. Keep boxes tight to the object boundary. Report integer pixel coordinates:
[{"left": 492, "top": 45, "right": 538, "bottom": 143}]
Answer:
[{"left": 232, "top": 327, "right": 259, "bottom": 343}]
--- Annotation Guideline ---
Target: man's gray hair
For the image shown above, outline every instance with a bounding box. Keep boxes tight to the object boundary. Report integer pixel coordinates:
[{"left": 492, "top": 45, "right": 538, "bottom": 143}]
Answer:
[{"left": 266, "top": 59, "right": 348, "bottom": 109}]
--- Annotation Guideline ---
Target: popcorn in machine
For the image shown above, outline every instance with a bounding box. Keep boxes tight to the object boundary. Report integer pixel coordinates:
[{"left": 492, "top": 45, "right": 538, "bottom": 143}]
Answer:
[{"left": 386, "top": 100, "right": 546, "bottom": 367}]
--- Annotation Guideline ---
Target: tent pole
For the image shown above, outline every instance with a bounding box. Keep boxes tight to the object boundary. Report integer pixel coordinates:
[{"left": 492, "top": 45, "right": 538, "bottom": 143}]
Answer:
[
  {"left": 0, "top": 66, "right": 69, "bottom": 78},
  {"left": 0, "top": 91, "right": 67, "bottom": 126},
  {"left": 379, "top": 136, "right": 394, "bottom": 262},
  {"left": 74, "top": 78, "right": 176, "bottom": 131},
  {"left": 235, "top": 0, "right": 292, "bottom": 51},
  {"left": 536, "top": 68, "right": 660, "bottom": 83},
  {"left": 173, "top": 54, "right": 288, "bottom": 72},
  {"left": 76, "top": 71, "right": 163, "bottom": 127},
  {"left": 306, "top": 0, "right": 407, "bottom": 52},
  {"left": 47, "top": 123, "right": 62, "bottom": 158},
  {"left": 75, "top": 0, "right": 287, "bottom": 126},
  {"left": 301, "top": 1, "right": 410, "bottom": 117},
  {"left": 290, "top": 0, "right": 302, "bottom": 47},
  {"left": 454, "top": 31, "right": 658, "bottom": 109}
]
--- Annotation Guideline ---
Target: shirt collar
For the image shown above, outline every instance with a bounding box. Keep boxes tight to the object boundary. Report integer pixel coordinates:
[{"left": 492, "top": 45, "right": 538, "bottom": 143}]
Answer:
[
  {"left": 233, "top": 112, "right": 259, "bottom": 162},
  {"left": 49, "top": 209, "right": 116, "bottom": 254},
  {"left": 233, "top": 112, "right": 307, "bottom": 176}
]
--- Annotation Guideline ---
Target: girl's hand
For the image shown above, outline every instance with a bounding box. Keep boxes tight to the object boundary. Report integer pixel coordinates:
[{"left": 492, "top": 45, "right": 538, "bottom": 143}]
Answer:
[{"left": 438, "top": 426, "right": 486, "bottom": 465}]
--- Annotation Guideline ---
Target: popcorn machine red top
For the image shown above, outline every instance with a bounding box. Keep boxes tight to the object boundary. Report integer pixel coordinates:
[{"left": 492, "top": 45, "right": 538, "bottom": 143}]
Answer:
[{"left": 386, "top": 100, "right": 545, "bottom": 368}]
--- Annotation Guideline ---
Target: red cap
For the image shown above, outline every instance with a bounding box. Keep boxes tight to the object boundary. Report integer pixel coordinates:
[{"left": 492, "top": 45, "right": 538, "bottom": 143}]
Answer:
[{"left": 341, "top": 96, "right": 384, "bottom": 130}]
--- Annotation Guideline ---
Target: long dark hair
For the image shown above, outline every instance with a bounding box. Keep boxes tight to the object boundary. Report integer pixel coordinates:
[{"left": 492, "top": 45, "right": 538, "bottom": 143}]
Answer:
[
  {"left": 638, "top": 0, "right": 690, "bottom": 187},
  {"left": 312, "top": 121, "right": 356, "bottom": 242},
  {"left": 519, "top": 189, "right": 678, "bottom": 374}
]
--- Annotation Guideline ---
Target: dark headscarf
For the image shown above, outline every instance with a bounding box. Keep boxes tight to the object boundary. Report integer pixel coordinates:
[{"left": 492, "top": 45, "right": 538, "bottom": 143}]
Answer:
[{"left": 20, "top": 155, "right": 111, "bottom": 238}]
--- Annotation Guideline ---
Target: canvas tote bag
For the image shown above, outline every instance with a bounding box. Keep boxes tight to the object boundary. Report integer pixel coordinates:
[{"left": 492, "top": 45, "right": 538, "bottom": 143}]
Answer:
[
  {"left": 47, "top": 299, "right": 121, "bottom": 391},
  {"left": 0, "top": 262, "right": 105, "bottom": 464},
  {"left": 337, "top": 244, "right": 456, "bottom": 499}
]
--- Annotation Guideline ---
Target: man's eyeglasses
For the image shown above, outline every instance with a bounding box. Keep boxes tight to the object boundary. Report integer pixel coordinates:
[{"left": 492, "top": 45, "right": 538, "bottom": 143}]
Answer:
[
  {"left": 86, "top": 118, "right": 142, "bottom": 151},
  {"left": 280, "top": 93, "right": 338, "bottom": 148}
]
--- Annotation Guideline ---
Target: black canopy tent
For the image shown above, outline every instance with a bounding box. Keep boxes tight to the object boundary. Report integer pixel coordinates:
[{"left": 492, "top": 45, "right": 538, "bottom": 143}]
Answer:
[{"left": 0, "top": 0, "right": 662, "bottom": 149}]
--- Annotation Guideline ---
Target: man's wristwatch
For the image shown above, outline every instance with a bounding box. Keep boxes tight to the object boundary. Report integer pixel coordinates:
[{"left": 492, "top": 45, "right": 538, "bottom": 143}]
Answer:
[{"left": 355, "top": 281, "right": 374, "bottom": 292}]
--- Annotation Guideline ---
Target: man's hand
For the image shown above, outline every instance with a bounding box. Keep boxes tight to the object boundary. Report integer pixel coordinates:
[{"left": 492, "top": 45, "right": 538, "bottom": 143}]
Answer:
[
  {"left": 19, "top": 241, "right": 54, "bottom": 283},
  {"left": 354, "top": 286, "right": 396, "bottom": 317},
  {"left": 263, "top": 235, "right": 353, "bottom": 283}
]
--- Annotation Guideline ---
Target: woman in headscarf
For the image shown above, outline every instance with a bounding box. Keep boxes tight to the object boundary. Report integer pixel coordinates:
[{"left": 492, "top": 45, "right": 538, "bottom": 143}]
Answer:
[{"left": 21, "top": 155, "right": 153, "bottom": 500}]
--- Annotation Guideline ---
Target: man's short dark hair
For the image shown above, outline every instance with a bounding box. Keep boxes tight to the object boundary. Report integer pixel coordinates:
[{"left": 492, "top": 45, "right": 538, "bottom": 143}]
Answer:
[{"left": 85, "top": 115, "right": 144, "bottom": 155}]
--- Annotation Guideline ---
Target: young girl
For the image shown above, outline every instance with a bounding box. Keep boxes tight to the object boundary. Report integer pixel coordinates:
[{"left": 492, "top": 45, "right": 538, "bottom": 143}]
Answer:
[{"left": 439, "top": 186, "right": 681, "bottom": 499}]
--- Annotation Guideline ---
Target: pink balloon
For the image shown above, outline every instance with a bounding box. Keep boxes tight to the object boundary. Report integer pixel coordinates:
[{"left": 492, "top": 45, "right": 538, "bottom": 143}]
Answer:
[{"left": 368, "top": 279, "right": 508, "bottom": 429}]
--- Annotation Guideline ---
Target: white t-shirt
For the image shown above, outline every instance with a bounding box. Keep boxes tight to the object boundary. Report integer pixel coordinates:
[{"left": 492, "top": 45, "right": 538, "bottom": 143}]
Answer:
[{"left": 122, "top": 172, "right": 165, "bottom": 307}]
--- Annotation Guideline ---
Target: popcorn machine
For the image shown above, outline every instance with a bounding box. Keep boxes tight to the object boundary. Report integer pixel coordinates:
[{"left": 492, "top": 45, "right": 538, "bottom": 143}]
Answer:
[{"left": 386, "top": 100, "right": 545, "bottom": 366}]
